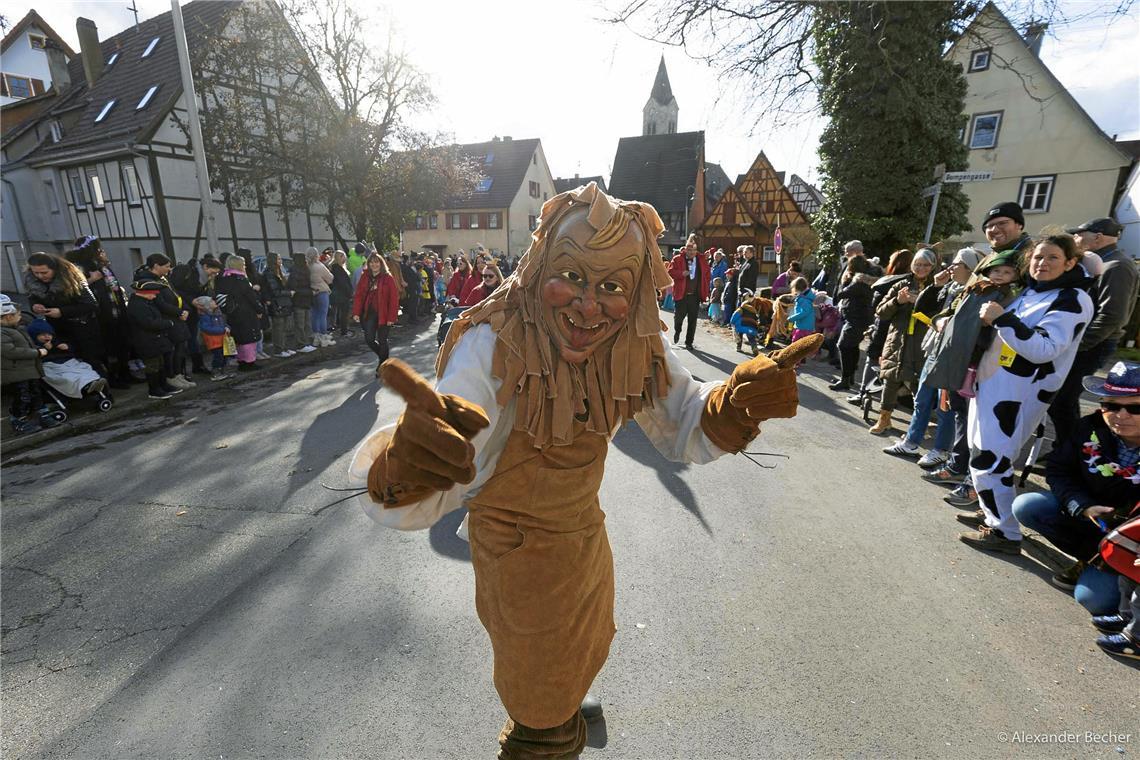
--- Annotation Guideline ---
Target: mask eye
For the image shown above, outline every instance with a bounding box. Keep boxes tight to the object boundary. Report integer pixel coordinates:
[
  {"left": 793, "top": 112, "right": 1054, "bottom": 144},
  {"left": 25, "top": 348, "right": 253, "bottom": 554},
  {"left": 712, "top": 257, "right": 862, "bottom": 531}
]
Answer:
[
  {"left": 600, "top": 281, "right": 624, "bottom": 294},
  {"left": 561, "top": 271, "right": 584, "bottom": 284}
]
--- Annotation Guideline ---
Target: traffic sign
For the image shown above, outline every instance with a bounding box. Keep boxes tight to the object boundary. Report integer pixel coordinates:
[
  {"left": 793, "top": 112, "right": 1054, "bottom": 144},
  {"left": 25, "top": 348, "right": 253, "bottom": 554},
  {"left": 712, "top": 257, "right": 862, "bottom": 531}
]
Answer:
[
  {"left": 942, "top": 170, "right": 993, "bottom": 183},
  {"left": 773, "top": 227, "right": 783, "bottom": 255}
]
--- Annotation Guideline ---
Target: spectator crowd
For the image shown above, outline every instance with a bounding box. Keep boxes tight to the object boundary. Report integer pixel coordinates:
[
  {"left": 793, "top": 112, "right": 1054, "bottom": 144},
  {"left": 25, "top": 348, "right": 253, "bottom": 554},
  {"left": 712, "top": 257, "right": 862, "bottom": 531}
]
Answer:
[{"left": 3, "top": 204, "right": 1138, "bottom": 664}]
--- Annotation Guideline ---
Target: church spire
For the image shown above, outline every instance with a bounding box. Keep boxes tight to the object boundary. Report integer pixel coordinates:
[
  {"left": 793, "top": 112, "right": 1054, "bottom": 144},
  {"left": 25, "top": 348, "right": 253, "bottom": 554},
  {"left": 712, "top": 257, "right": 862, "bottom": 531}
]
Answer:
[
  {"left": 651, "top": 55, "right": 674, "bottom": 105},
  {"left": 643, "top": 55, "right": 679, "bottom": 136}
]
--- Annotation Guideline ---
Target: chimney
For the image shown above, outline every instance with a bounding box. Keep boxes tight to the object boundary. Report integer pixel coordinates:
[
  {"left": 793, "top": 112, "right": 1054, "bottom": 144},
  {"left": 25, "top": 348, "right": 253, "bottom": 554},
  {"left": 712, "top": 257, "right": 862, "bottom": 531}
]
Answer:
[
  {"left": 44, "top": 40, "right": 71, "bottom": 93},
  {"left": 76, "top": 17, "right": 103, "bottom": 88},
  {"left": 1023, "top": 21, "right": 1047, "bottom": 56},
  {"left": 574, "top": 173, "right": 579, "bottom": 180},
  {"left": 503, "top": 135, "right": 512, "bottom": 142}
]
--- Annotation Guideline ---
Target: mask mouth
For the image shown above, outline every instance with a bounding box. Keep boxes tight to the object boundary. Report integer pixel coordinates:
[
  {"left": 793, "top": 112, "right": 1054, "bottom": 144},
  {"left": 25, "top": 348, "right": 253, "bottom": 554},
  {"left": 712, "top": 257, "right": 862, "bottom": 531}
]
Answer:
[{"left": 560, "top": 312, "right": 610, "bottom": 350}]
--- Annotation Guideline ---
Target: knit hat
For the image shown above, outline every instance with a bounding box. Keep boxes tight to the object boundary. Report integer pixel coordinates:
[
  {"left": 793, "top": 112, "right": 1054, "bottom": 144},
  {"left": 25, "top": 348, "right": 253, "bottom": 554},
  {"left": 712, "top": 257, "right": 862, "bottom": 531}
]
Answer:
[
  {"left": 25, "top": 317, "right": 54, "bottom": 341},
  {"left": 975, "top": 248, "right": 1023, "bottom": 276},
  {"left": 0, "top": 294, "right": 16, "bottom": 316},
  {"left": 983, "top": 201, "right": 1024, "bottom": 229},
  {"left": 354, "top": 242, "right": 367, "bottom": 256},
  {"left": 952, "top": 247, "right": 983, "bottom": 271}
]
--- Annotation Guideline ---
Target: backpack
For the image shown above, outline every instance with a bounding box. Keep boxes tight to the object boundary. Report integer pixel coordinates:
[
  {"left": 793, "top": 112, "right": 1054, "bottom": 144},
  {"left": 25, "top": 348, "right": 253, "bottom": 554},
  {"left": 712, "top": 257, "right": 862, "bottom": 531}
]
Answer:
[{"left": 1099, "top": 513, "right": 1140, "bottom": 583}]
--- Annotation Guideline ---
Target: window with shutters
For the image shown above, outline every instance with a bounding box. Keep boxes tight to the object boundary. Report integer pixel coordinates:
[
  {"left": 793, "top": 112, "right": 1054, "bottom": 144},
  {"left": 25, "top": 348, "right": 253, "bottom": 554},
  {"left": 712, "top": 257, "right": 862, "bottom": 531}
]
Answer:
[
  {"left": 87, "top": 169, "right": 105, "bottom": 208},
  {"left": 470, "top": 213, "right": 479, "bottom": 229},
  {"left": 449, "top": 213, "right": 461, "bottom": 229},
  {"left": 429, "top": 214, "right": 438, "bottom": 229},
  {"left": 488, "top": 213, "right": 500, "bottom": 229},
  {"left": 414, "top": 215, "right": 425, "bottom": 229},
  {"left": 529, "top": 181, "right": 540, "bottom": 198},
  {"left": 3, "top": 74, "right": 33, "bottom": 99}
]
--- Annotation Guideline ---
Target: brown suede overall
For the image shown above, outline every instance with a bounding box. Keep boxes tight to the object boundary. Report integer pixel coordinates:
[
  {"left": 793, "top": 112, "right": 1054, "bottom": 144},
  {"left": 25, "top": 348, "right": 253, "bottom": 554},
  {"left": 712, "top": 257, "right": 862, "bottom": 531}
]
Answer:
[{"left": 467, "top": 424, "right": 615, "bottom": 754}]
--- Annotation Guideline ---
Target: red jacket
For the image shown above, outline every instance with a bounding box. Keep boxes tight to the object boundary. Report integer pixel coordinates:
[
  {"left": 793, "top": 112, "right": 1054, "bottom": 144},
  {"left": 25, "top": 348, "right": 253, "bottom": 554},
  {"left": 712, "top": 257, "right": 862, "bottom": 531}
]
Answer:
[
  {"left": 668, "top": 253, "right": 711, "bottom": 301},
  {"left": 446, "top": 271, "right": 479, "bottom": 303},
  {"left": 461, "top": 283, "right": 494, "bottom": 307},
  {"left": 352, "top": 270, "right": 399, "bottom": 326}
]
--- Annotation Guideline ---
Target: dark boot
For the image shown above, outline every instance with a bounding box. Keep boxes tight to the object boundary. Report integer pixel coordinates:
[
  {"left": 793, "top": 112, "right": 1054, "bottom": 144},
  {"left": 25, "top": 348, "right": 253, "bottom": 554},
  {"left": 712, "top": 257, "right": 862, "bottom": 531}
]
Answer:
[
  {"left": 580, "top": 694, "right": 603, "bottom": 722},
  {"left": 147, "top": 374, "right": 173, "bottom": 399}
]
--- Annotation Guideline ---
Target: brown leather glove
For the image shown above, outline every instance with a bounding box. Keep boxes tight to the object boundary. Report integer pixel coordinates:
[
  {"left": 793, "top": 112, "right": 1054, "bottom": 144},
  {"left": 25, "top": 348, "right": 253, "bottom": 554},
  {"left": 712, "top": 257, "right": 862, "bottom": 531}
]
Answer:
[
  {"left": 367, "top": 359, "right": 490, "bottom": 508},
  {"left": 701, "top": 334, "right": 823, "bottom": 453}
]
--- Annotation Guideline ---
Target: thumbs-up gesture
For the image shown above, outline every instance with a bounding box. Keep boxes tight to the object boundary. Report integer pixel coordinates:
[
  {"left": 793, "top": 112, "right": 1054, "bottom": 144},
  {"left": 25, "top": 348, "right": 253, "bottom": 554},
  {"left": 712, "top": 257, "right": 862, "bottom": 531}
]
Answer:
[
  {"left": 701, "top": 334, "right": 822, "bottom": 452},
  {"left": 367, "top": 359, "right": 490, "bottom": 508}
]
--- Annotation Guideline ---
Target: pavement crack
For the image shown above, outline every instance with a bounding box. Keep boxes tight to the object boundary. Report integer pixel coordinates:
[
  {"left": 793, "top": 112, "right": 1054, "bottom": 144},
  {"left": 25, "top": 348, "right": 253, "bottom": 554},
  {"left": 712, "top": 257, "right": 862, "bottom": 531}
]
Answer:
[{"left": 5, "top": 502, "right": 111, "bottom": 563}]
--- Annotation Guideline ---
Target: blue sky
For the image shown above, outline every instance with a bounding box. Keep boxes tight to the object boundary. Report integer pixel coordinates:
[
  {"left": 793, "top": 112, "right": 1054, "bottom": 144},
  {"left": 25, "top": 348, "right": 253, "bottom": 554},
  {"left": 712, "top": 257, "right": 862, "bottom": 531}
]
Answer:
[{"left": 5, "top": 0, "right": 1137, "bottom": 185}]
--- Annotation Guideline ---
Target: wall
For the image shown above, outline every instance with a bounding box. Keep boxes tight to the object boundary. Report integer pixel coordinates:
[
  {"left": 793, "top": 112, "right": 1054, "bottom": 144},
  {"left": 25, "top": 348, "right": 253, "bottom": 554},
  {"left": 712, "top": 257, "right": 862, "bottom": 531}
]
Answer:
[
  {"left": 1, "top": 24, "right": 54, "bottom": 106},
  {"left": 402, "top": 214, "right": 509, "bottom": 255},
  {"left": 506, "top": 142, "right": 556, "bottom": 256},
  {"left": 946, "top": 7, "right": 1130, "bottom": 247}
]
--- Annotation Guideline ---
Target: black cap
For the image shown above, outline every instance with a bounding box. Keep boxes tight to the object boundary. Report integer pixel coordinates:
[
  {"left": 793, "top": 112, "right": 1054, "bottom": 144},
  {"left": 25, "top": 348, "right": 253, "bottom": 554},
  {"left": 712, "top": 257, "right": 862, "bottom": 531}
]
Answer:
[
  {"left": 1065, "top": 217, "right": 1123, "bottom": 237},
  {"left": 131, "top": 280, "right": 164, "bottom": 292},
  {"left": 983, "top": 201, "right": 1024, "bottom": 229}
]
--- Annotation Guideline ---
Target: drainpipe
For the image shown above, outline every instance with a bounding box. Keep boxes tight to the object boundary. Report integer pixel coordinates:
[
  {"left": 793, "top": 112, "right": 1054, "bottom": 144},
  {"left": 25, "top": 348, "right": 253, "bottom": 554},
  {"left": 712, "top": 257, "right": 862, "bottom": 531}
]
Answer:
[{"left": 1, "top": 177, "right": 30, "bottom": 294}]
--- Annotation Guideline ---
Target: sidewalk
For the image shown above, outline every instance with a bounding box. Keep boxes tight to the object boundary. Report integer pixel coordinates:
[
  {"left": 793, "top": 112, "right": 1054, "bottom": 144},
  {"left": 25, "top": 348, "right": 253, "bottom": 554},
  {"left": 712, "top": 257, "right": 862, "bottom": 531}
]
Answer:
[{"left": 0, "top": 322, "right": 427, "bottom": 456}]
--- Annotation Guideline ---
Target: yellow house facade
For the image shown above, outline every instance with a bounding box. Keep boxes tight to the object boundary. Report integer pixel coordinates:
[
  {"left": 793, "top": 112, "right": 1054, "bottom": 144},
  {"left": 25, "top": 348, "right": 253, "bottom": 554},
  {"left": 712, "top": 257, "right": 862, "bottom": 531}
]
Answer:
[
  {"left": 946, "top": 3, "right": 1132, "bottom": 247},
  {"left": 402, "top": 136, "right": 556, "bottom": 258}
]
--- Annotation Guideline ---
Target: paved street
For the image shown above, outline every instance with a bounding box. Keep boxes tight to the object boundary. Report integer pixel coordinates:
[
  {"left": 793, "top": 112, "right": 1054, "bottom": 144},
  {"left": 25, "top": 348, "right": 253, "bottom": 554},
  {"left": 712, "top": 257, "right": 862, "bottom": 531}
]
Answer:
[{"left": 2, "top": 317, "right": 1136, "bottom": 760}]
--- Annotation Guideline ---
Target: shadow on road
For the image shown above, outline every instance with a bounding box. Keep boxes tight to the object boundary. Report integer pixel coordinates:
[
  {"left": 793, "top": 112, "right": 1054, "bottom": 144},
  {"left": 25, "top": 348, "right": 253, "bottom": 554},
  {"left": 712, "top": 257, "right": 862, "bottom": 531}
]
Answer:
[
  {"left": 429, "top": 507, "right": 472, "bottom": 562},
  {"left": 612, "top": 422, "right": 711, "bottom": 536},
  {"left": 286, "top": 381, "right": 380, "bottom": 501}
]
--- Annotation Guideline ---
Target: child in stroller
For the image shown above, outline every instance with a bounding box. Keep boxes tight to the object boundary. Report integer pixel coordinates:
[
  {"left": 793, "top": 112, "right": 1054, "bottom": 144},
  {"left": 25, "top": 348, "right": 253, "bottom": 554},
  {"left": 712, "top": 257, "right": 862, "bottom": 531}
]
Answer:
[
  {"left": 1, "top": 297, "right": 65, "bottom": 433},
  {"left": 23, "top": 317, "right": 113, "bottom": 421}
]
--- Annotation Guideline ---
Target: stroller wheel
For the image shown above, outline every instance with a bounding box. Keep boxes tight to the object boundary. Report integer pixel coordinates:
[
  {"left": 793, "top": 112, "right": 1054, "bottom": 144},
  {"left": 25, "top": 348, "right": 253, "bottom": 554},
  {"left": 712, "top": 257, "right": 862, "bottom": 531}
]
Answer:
[
  {"left": 50, "top": 410, "right": 68, "bottom": 423},
  {"left": 97, "top": 398, "right": 114, "bottom": 412}
]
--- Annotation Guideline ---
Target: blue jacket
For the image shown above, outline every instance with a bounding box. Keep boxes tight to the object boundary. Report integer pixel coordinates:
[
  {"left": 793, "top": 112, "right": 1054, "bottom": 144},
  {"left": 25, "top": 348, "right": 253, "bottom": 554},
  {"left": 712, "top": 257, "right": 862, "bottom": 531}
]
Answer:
[
  {"left": 787, "top": 289, "right": 816, "bottom": 331},
  {"left": 199, "top": 311, "right": 227, "bottom": 336}
]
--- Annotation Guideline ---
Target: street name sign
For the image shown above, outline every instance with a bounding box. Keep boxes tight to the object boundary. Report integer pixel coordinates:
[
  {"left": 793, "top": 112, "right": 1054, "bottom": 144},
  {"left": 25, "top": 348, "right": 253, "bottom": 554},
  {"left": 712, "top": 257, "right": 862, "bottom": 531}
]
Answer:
[{"left": 942, "top": 171, "right": 993, "bottom": 183}]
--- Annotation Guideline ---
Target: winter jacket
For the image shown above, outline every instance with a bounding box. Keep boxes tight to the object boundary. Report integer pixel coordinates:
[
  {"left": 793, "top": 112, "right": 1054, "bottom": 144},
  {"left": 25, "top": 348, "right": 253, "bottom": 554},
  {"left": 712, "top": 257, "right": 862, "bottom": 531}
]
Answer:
[
  {"left": 1048, "top": 412, "right": 1140, "bottom": 524},
  {"left": 1081, "top": 245, "right": 1139, "bottom": 350},
  {"left": 126, "top": 295, "right": 175, "bottom": 359},
  {"left": 787, "top": 289, "right": 816, "bottom": 332},
  {"left": 923, "top": 281, "right": 1013, "bottom": 391},
  {"left": 877, "top": 275, "right": 935, "bottom": 387},
  {"left": 771, "top": 271, "right": 793, "bottom": 297},
  {"left": 288, "top": 257, "right": 313, "bottom": 309},
  {"left": 213, "top": 271, "right": 263, "bottom": 344},
  {"left": 23, "top": 272, "right": 102, "bottom": 356},
  {"left": 461, "top": 282, "right": 496, "bottom": 308},
  {"left": 668, "top": 253, "right": 711, "bottom": 302},
  {"left": 79, "top": 260, "right": 128, "bottom": 326},
  {"left": 446, "top": 270, "right": 479, "bottom": 303},
  {"left": 711, "top": 259, "right": 728, "bottom": 283},
  {"left": 722, "top": 276, "right": 739, "bottom": 317},
  {"left": 134, "top": 267, "right": 190, "bottom": 344},
  {"left": 1, "top": 324, "right": 44, "bottom": 383},
  {"left": 835, "top": 273, "right": 876, "bottom": 327},
  {"left": 198, "top": 311, "right": 227, "bottom": 336},
  {"left": 352, "top": 269, "right": 399, "bottom": 326},
  {"left": 169, "top": 260, "right": 204, "bottom": 303},
  {"left": 737, "top": 258, "right": 759, "bottom": 295},
  {"left": 309, "top": 261, "right": 334, "bottom": 295},
  {"left": 330, "top": 265, "right": 353, "bottom": 304},
  {"left": 262, "top": 270, "right": 294, "bottom": 317}
]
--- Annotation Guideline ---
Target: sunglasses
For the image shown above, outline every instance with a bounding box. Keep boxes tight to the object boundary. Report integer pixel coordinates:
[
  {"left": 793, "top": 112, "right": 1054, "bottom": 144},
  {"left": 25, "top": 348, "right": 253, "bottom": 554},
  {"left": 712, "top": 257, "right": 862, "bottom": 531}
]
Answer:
[
  {"left": 1100, "top": 402, "right": 1140, "bottom": 415},
  {"left": 482, "top": 274, "right": 497, "bottom": 281}
]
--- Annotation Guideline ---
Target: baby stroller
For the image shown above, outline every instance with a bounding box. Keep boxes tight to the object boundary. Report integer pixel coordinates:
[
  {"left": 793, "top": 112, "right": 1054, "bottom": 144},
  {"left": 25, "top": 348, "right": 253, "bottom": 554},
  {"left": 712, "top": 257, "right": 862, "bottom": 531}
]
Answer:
[
  {"left": 436, "top": 299, "right": 467, "bottom": 347},
  {"left": 40, "top": 377, "right": 114, "bottom": 423}
]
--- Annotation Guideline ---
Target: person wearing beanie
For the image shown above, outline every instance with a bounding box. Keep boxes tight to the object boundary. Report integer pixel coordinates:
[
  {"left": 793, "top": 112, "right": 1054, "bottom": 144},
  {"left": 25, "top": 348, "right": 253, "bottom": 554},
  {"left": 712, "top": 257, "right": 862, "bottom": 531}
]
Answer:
[
  {"left": 868, "top": 248, "right": 937, "bottom": 435},
  {"left": 1, "top": 296, "right": 59, "bottom": 433},
  {"left": 1049, "top": 216, "right": 1138, "bottom": 443},
  {"left": 981, "top": 201, "right": 1031, "bottom": 258},
  {"left": 347, "top": 242, "right": 367, "bottom": 276}
]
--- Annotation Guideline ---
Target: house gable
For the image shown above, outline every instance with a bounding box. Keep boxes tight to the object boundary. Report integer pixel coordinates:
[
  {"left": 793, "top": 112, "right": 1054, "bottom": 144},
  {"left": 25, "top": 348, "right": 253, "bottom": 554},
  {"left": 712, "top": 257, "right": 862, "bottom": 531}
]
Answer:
[
  {"left": 696, "top": 183, "right": 761, "bottom": 238},
  {"left": 735, "top": 152, "right": 809, "bottom": 229}
]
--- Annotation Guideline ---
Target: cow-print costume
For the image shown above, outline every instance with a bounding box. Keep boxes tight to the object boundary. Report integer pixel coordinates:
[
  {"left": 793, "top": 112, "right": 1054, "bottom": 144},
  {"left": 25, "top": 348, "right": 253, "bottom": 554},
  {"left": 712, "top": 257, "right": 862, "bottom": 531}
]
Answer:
[{"left": 967, "top": 266, "right": 1094, "bottom": 540}]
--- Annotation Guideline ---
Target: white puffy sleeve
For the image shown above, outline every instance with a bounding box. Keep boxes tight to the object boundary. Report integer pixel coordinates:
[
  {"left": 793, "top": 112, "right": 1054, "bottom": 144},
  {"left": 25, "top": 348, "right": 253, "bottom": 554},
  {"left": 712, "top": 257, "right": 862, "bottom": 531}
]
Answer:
[
  {"left": 633, "top": 333, "right": 728, "bottom": 464},
  {"left": 348, "top": 324, "right": 506, "bottom": 530}
]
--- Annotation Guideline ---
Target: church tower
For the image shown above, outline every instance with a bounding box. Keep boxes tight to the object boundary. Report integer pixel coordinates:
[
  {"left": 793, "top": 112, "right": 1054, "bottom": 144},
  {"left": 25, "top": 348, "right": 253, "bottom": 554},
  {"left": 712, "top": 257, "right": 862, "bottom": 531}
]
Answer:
[{"left": 642, "top": 56, "right": 678, "bottom": 136}]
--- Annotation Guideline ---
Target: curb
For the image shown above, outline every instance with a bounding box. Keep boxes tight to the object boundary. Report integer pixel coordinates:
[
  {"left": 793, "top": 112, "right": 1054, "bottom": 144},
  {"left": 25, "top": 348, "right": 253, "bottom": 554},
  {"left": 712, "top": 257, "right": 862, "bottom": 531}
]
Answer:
[{"left": 0, "top": 324, "right": 421, "bottom": 458}]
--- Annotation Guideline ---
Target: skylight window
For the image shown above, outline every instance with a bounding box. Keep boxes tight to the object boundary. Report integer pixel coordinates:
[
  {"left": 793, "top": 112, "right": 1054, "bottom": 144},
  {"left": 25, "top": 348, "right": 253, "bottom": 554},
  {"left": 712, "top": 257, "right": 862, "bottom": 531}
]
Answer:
[
  {"left": 94, "top": 100, "right": 116, "bottom": 122},
  {"left": 141, "top": 37, "right": 160, "bottom": 58},
  {"left": 106, "top": 52, "right": 119, "bottom": 66},
  {"left": 136, "top": 85, "right": 159, "bottom": 110},
  {"left": 475, "top": 178, "right": 493, "bottom": 193}
]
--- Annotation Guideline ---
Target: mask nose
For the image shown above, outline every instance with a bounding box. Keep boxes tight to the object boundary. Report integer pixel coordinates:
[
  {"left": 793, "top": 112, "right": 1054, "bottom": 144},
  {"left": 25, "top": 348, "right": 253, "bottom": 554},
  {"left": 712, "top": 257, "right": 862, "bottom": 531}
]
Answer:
[{"left": 575, "top": 287, "right": 600, "bottom": 320}]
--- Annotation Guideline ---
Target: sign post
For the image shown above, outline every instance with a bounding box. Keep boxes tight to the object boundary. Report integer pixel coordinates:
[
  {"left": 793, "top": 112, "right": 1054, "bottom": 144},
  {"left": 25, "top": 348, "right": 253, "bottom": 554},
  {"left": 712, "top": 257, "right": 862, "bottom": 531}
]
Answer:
[{"left": 922, "top": 169, "right": 994, "bottom": 243}]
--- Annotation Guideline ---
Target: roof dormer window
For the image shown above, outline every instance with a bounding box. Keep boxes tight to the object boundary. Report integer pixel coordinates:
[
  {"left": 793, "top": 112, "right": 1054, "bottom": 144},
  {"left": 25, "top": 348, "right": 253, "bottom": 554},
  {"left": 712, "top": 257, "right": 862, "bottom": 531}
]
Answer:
[
  {"left": 141, "top": 37, "right": 160, "bottom": 58},
  {"left": 106, "top": 52, "right": 119, "bottom": 66},
  {"left": 94, "top": 99, "right": 116, "bottom": 123},
  {"left": 49, "top": 120, "right": 62, "bottom": 143},
  {"left": 136, "top": 85, "right": 159, "bottom": 110}
]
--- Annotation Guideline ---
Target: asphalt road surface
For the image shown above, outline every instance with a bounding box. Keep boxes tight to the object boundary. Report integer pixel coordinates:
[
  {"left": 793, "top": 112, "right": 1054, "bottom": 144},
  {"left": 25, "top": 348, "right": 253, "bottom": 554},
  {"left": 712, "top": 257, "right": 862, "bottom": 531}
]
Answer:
[{"left": 2, "top": 317, "right": 1136, "bottom": 760}]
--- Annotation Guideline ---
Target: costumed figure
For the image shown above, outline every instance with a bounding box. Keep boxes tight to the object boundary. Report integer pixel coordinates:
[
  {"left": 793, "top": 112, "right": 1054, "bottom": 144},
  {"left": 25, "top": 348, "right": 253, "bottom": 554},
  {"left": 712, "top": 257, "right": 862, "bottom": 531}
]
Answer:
[{"left": 349, "top": 183, "right": 820, "bottom": 759}]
